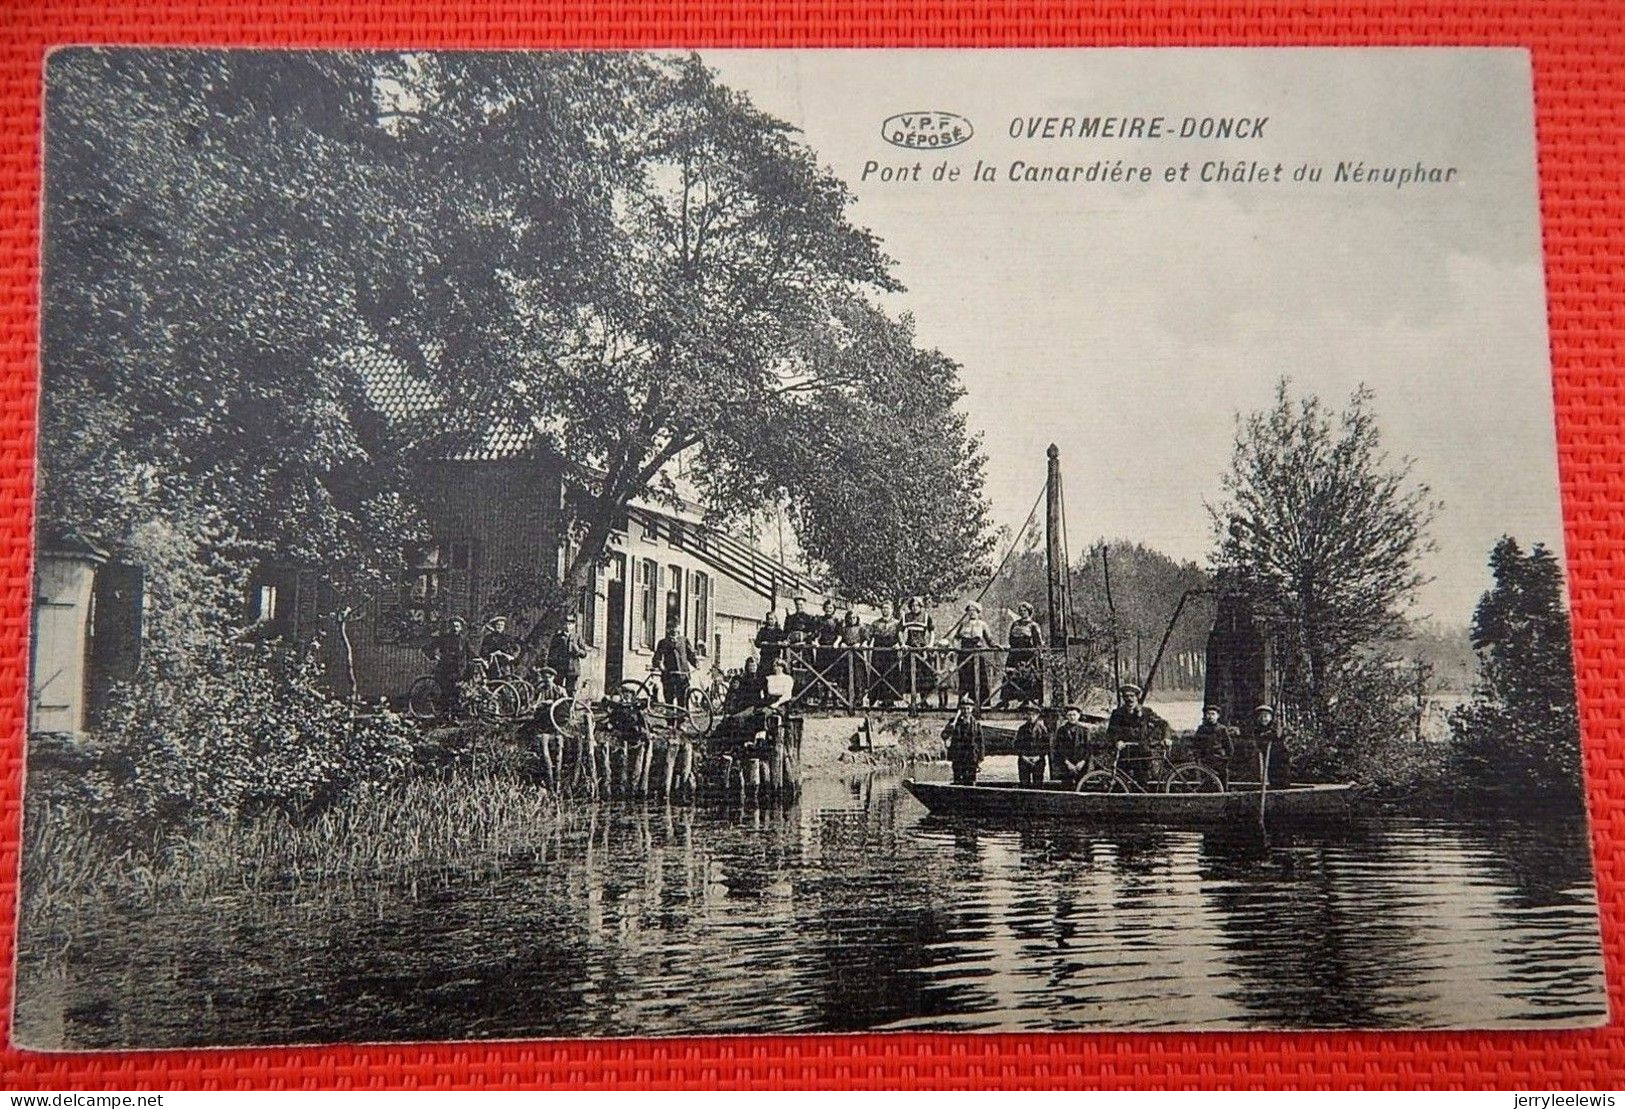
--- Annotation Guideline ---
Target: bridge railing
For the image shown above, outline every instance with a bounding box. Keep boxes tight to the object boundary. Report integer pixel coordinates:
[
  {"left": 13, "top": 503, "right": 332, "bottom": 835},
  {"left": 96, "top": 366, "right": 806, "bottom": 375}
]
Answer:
[{"left": 760, "top": 643, "right": 1069, "bottom": 714}]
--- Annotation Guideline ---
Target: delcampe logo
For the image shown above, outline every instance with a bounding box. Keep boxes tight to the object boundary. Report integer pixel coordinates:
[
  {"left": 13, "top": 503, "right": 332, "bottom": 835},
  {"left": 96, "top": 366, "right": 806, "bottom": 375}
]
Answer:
[{"left": 881, "top": 111, "right": 974, "bottom": 149}]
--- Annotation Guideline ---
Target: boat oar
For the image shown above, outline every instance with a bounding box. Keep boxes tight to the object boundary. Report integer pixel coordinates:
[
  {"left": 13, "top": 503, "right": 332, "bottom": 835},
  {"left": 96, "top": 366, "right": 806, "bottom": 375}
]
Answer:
[{"left": 1257, "top": 740, "right": 1271, "bottom": 828}]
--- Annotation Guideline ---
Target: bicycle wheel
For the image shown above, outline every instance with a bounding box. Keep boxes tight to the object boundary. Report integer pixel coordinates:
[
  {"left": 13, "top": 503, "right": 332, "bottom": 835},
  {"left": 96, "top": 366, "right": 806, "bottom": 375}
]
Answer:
[
  {"left": 505, "top": 677, "right": 536, "bottom": 716},
  {"left": 549, "top": 694, "right": 589, "bottom": 732},
  {"left": 1163, "top": 764, "right": 1226, "bottom": 794},
  {"left": 681, "top": 687, "right": 714, "bottom": 738},
  {"left": 1075, "top": 769, "right": 1131, "bottom": 794},
  {"left": 618, "top": 678, "right": 654, "bottom": 704},
  {"left": 407, "top": 677, "right": 442, "bottom": 721},
  {"left": 489, "top": 681, "right": 525, "bottom": 721}
]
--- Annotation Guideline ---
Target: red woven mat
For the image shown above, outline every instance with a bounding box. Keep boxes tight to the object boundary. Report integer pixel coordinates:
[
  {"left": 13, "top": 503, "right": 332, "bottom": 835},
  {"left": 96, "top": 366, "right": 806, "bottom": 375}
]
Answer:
[{"left": 2, "top": 0, "right": 1623, "bottom": 1090}]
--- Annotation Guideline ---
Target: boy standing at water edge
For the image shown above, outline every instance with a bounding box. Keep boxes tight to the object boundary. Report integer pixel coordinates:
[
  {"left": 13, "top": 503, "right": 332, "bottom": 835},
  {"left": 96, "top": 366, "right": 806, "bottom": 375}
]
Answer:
[{"left": 944, "top": 698, "right": 985, "bottom": 784}]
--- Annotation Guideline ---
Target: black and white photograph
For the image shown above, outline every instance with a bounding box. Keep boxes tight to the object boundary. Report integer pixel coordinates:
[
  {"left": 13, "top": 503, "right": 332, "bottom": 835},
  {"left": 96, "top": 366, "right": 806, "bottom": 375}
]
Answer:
[{"left": 15, "top": 46, "right": 1606, "bottom": 1047}]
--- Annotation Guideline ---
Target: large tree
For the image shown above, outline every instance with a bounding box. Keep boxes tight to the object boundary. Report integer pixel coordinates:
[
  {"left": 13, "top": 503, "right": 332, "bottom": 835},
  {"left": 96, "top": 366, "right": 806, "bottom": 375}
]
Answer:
[
  {"left": 1209, "top": 379, "right": 1438, "bottom": 729},
  {"left": 43, "top": 49, "right": 991, "bottom": 634},
  {"left": 767, "top": 303, "right": 994, "bottom": 604}
]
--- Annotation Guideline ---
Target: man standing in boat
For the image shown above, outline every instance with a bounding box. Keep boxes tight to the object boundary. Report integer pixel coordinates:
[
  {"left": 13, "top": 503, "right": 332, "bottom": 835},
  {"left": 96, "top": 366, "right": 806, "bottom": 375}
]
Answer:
[
  {"left": 1053, "top": 704, "right": 1091, "bottom": 787},
  {"left": 1014, "top": 706, "right": 1051, "bottom": 786},
  {"left": 1190, "top": 704, "right": 1237, "bottom": 789},
  {"left": 1105, "top": 682, "right": 1171, "bottom": 789},
  {"left": 1246, "top": 703, "right": 1292, "bottom": 788},
  {"left": 943, "top": 696, "right": 985, "bottom": 785}
]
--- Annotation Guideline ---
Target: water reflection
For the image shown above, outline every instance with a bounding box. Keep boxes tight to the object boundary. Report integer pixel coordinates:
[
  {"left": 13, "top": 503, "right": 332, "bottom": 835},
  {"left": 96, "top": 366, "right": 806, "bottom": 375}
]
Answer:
[{"left": 16, "top": 767, "right": 1608, "bottom": 1048}]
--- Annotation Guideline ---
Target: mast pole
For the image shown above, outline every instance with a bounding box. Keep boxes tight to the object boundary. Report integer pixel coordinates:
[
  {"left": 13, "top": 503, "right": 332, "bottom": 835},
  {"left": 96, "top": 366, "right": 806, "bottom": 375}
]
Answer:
[{"left": 1045, "top": 445, "right": 1070, "bottom": 703}]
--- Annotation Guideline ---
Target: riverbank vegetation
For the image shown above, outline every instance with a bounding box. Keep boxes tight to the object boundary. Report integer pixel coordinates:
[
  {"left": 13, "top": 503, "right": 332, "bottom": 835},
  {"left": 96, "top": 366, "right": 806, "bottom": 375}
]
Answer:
[{"left": 1212, "top": 380, "right": 1584, "bottom": 813}]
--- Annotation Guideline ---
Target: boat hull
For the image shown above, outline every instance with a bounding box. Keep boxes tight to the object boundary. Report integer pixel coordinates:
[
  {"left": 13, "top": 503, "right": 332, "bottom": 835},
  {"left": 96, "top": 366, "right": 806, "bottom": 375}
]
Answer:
[{"left": 901, "top": 778, "right": 1356, "bottom": 826}]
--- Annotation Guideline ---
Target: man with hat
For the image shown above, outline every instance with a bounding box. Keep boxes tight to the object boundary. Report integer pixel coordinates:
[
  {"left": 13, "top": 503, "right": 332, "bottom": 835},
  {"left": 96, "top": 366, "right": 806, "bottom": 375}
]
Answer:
[
  {"left": 547, "top": 613, "right": 591, "bottom": 696},
  {"left": 652, "top": 616, "right": 700, "bottom": 707},
  {"left": 1013, "top": 705, "right": 1052, "bottom": 786},
  {"left": 1105, "top": 682, "right": 1170, "bottom": 789},
  {"left": 477, "top": 615, "right": 520, "bottom": 678},
  {"left": 1052, "top": 704, "right": 1092, "bottom": 787},
  {"left": 1246, "top": 702, "right": 1292, "bottom": 788},
  {"left": 1189, "top": 703, "right": 1237, "bottom": 789},
  {"left": 424, "top": 616, "right": 473, "bottom": 719},
  {"left": 942, "top": 695, "right": 985, "bottom": 785}
]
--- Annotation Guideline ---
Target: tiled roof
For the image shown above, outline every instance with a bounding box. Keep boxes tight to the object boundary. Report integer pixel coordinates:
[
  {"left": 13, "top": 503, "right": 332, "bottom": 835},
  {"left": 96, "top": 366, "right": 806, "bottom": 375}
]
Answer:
[{"left": 344, "top": 346, "right": 542, "bottom": 462}]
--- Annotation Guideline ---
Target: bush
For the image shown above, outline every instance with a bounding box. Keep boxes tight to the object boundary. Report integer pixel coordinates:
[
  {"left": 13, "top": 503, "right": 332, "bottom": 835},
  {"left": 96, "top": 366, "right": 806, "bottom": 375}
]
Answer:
[
  {"left": 1449, "top": 538, "right": 1583, "bottom": 812},
  {"left": 43, "top": 639, "right": 415, "bottom": 837},
  {"left": 1287, "top": 653, "right": 1442, "bottom": 796}
]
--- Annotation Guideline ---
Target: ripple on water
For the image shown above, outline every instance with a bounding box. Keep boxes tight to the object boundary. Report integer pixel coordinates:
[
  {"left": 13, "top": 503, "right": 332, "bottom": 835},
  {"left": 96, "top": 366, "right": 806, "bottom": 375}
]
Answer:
[{"left": 13, "top": 775, "right": 1609, "bottom": 1047}]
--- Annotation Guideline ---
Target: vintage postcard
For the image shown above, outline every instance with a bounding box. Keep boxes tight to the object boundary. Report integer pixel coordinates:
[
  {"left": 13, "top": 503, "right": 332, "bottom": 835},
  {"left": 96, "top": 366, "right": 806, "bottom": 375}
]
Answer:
[{"left": 15, "top": 47, "right": 1605, "bottom": 1047}]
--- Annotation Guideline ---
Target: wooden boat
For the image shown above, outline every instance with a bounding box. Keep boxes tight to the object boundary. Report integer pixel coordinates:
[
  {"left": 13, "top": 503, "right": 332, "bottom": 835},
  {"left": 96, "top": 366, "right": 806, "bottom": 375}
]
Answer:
[{"left": 901, "top": 778, "right": 1356, "bottom": 826}]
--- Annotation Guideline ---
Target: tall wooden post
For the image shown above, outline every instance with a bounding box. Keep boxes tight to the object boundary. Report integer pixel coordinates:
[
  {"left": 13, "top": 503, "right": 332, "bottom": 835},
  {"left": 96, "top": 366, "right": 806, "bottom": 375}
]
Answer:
[{"left": 1045, "top": 444, "right": 1072, "bottom": 703}]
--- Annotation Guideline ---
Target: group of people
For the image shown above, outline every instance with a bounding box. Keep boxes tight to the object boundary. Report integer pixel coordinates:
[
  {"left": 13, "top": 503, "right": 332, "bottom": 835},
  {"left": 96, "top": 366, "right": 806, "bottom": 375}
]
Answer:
[
  {"left": 944, "top": 682, "right": 1292, "bottom": 790},
  {"left": 419, "top": 612, "right": 592, "bottom": 718},
  {"left": 751, "top": 596, "right": 1048, "bottom": 709}
]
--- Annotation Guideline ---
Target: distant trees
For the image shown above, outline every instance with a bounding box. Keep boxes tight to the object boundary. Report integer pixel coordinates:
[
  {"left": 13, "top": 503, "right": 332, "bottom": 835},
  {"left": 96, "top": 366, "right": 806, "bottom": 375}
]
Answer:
[
  {"left": 1450, "top": 538, "right": 1584, "bottom": 810},
  {"left": 979, "top": 539, "right": 1212, "bottom": 691},
  {"left": 1210, "top": 379, "right": 1438, "bottom": 737}
]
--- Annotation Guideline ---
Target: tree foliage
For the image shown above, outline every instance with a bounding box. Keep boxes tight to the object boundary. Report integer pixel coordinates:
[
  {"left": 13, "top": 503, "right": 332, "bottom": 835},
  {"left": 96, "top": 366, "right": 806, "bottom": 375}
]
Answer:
[
  {"left": 772, "top": 304, "right": 994, "bottom": 604},
  {"left": 1450, "top": 537, "right": 1584, "bottom": 810},
  {"left": 1210, "top": 378, "right": 1438, "bottom": 730},
  {"left": 44, "top": 49, "right": 991, "bottom": 634}
]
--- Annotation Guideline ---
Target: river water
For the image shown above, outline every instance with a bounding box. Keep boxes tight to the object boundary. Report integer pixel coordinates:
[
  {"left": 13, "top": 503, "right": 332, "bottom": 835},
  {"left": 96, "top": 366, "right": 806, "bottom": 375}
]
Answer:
[{"left": 17, "top": 760, "right": 1608, "bottom": 1047}]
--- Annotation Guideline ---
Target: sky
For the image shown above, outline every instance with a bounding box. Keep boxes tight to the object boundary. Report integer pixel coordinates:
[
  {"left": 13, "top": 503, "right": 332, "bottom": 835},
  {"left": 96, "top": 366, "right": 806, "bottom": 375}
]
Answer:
[{"left": 702, "top": 48, "right": 1561, "bottom": 625}]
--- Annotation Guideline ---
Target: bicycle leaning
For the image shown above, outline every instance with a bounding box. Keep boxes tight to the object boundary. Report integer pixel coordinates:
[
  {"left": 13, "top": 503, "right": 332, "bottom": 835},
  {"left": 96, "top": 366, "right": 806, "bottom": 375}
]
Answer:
[
  {"left": 406, "top": 652, "right": 531, "bottom": 723},
  {"left": 1073, "top": 739, "right": 1227, "bottom": 795}
]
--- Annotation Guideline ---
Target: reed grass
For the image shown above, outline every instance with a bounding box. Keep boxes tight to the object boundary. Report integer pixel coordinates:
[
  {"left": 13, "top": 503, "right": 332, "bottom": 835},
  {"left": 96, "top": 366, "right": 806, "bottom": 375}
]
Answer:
[{"left": 19, "top": 736, "right": 569, "bottom": 947}]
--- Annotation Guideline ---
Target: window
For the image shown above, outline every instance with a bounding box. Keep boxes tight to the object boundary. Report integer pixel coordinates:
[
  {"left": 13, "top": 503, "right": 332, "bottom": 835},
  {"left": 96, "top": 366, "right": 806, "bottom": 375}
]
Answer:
[
  {"left": 638, "top": 558, "right": 658, "bottom": 650},
  {"left": 689, "top": 570, "right": 710, "bottom": 647},
  {"left": 253, "top": 584, "right": 278, "bottom": 625},
  {"left": 447, "top": 540, "right": 472, "bottom": 572},
  {"left": 578, "top": 580, "right": 597, "bottom": 648},
  {"left": 665, "top": 563, "right": 683, "bottom": 634}
]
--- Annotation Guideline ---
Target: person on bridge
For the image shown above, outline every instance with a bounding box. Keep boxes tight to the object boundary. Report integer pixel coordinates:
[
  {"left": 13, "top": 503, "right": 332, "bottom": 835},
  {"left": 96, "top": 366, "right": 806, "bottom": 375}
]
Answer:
[
  {"left": 1105, "top": 683, "right": 1170, "bottom": 789},
  {"left": 999, "top": 602, "right": 1045, "bottom": 709},
  {"left": 900, "top": 596, "right": 936, "bottom": 710},
  {"left": 1014, "top": 706, "right": 1051, "bottom": 786},
  {"left": 812, "top": 599, "right": 842, "bottom": 705},
  {"left": 782, "top": 596, "right": 818, "bottom": 699},
  {"left": 754, "top": 610, "right": 784, "bottom": 675},
  {"left": 943, "top": 697, "right": 985, "bottom": 785},
  {"left": 1053, "top": 704, "right": 1091, "bottom": 787},
  {"left": 652, "top": 617, "right": 699, "bottom": 707},
  {"left": 867, "top": 600, "right": 902, "bottom": 708},
  {"left": 838, "top": 609, "right": 868, "bottom": 706},
  {"left": 955, "top": 602, "right": 999, "bottom": 707}
]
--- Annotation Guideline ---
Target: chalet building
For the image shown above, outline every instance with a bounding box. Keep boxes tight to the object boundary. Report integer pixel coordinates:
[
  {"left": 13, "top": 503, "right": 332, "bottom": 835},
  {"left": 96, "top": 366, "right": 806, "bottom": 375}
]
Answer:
[
  {"left": 28, "top": 362, "right": 822, "bottom": 734},
  {"left": 265, "top": 360, "right": 822, "bottom": 703}
]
